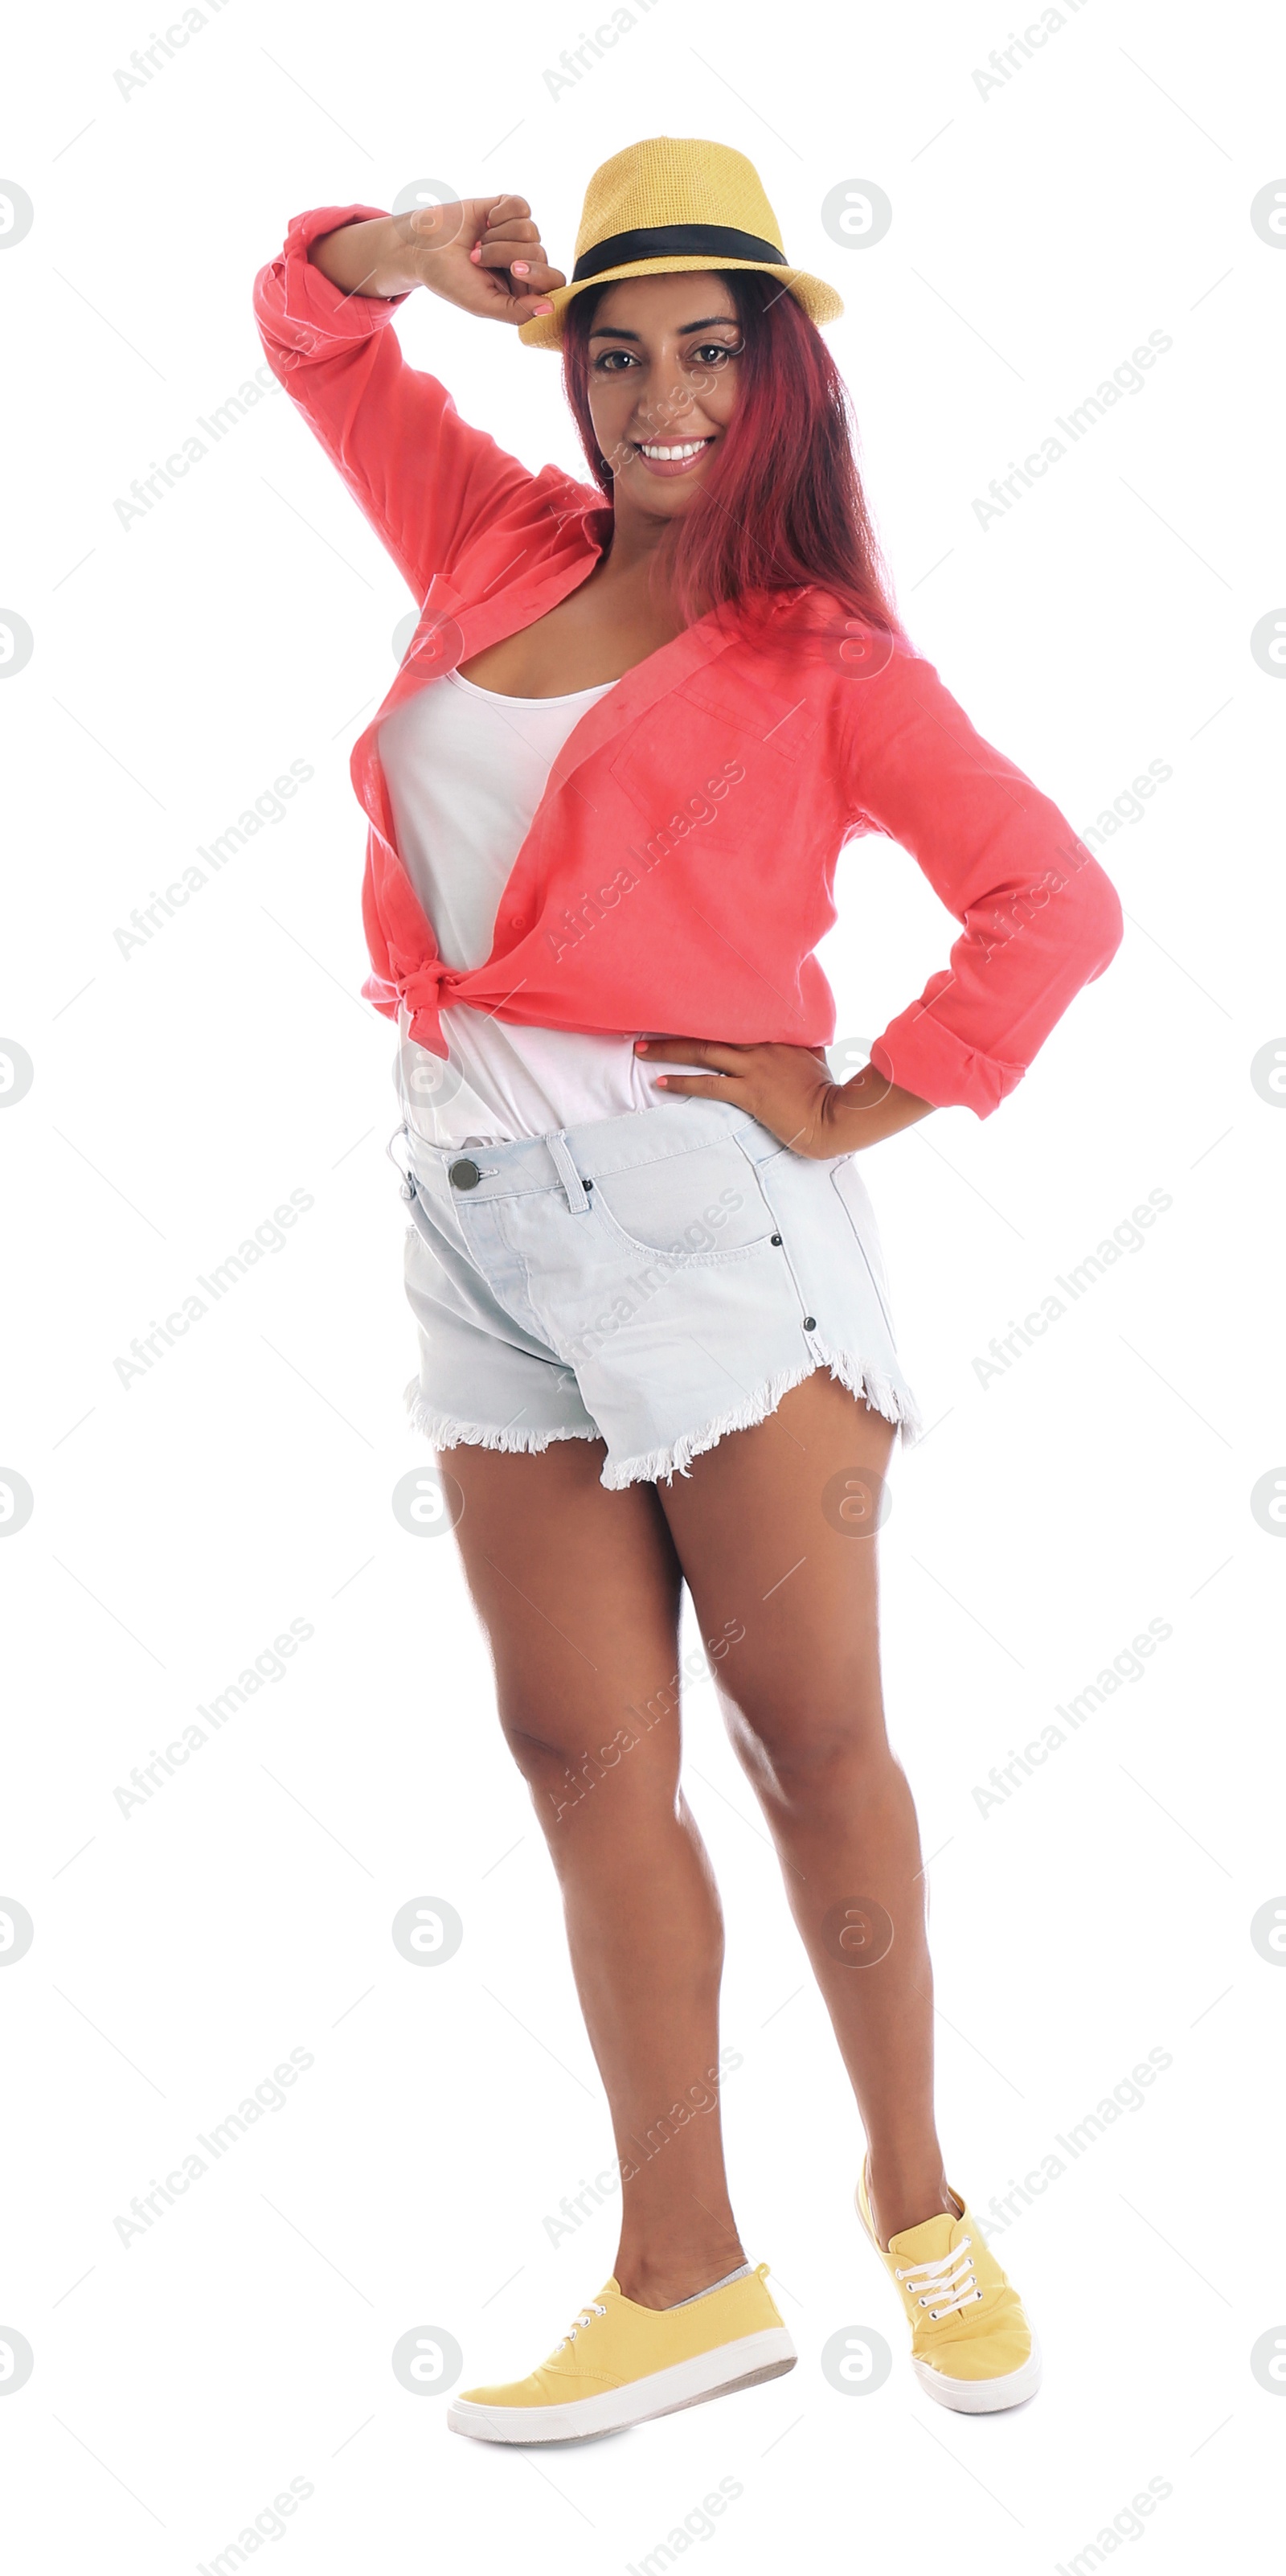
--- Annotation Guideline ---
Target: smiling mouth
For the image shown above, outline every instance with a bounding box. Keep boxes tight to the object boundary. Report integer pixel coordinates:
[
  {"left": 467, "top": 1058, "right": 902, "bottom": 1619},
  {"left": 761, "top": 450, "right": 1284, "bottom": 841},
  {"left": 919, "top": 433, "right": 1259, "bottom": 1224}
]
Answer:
[{"left": 631, "top": 437, "right": 716, "bottom": 477}]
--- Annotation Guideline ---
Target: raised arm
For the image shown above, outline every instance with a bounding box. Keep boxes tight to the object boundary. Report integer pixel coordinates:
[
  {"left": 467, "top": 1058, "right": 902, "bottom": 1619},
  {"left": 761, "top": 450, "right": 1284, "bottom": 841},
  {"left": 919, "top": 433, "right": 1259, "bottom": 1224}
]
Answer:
[{"left": 252, "top": 196, "right": 566, "bottom": 601}]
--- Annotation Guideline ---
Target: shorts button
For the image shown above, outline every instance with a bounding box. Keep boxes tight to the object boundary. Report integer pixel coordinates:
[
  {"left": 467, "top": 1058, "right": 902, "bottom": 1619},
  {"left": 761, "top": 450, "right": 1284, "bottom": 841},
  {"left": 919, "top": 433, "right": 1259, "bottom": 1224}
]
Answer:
[
  {"left": 448, "top": 1157, "right": 482, "bottom": 1191},
  {"left": 770, "top": 1233, "right": 783, "bottom": 1245},
  {"left": 802, "top": 1315, "right": 817, "bottom": 1331}
]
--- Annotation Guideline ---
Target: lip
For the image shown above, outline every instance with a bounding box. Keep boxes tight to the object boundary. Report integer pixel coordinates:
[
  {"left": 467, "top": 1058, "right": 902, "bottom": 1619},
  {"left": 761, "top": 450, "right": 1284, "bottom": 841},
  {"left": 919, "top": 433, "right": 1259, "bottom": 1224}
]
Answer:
[{"left": 629, "top": 437, "right": 716, "bottom": 480}]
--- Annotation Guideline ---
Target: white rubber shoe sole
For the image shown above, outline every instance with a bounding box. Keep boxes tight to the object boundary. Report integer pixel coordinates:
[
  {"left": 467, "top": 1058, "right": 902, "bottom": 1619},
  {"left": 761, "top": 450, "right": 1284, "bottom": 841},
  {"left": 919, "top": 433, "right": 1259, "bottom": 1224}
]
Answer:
[
  {"left": 912, "top": 2332, "right": 1043, "bottom": 2414},
  {"left": 448, "top": 2326, "right": 797, "bottom": 2444}
]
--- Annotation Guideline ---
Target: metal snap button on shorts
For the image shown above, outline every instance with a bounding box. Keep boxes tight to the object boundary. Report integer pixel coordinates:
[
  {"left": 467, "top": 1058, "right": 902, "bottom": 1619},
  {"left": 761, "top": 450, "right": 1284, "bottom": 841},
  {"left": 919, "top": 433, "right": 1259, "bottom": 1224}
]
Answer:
[{"left": 395, "top": 1097, "right": 922, "bottom": 1490}]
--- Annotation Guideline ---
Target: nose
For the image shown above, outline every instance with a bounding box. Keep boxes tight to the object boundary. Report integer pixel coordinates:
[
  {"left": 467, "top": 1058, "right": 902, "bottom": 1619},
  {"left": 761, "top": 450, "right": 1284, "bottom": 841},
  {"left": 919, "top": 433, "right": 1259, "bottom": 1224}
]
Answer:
[{"left": 633, "top": 384, "right": 700, "bottom": 440}]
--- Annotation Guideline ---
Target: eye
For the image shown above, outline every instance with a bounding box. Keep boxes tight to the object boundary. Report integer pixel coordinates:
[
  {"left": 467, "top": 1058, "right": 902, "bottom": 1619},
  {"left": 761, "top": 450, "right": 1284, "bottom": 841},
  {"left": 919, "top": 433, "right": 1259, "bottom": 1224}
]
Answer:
[
  {"left": 592, "top": 348, "right": 638, "bottom": 371},
  {"left": 690, "top": 339, "right": 741, "bottom": 366}
]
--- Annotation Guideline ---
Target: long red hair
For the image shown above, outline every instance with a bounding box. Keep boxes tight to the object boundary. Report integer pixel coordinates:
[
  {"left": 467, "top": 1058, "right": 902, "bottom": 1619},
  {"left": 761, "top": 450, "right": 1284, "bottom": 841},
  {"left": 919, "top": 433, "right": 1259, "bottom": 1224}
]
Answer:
[{"left": 560, "top": 271, "right": 904, "bottom": 648}]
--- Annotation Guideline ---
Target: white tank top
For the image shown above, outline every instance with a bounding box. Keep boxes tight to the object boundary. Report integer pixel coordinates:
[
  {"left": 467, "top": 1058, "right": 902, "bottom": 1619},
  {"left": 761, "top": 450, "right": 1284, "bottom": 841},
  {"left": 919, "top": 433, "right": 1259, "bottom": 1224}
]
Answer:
[{"left": 379, "top": 669, "right": 665, "bottom": 1146}]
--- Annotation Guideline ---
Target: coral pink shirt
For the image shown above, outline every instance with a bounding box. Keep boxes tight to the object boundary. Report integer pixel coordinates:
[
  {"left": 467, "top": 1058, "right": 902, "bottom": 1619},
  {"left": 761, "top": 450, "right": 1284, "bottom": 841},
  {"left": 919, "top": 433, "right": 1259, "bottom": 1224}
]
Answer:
[{"left": 253, "top": 205, "right": 1124, "bottom": 1118}]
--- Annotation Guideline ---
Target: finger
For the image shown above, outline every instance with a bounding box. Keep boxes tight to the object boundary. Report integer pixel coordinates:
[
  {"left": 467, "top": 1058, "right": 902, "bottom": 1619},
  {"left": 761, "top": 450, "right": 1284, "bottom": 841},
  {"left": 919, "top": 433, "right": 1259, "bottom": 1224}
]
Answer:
[
  {"left": 473, "top": 256, "right": 566, "bottom": 295},
  {"left": 472, "top": 236, "right": 555, "bottom": 276},
  {"left": 471, "top": 268, "right": 563, "bottom": 306},
  {"left": 477, "top": 194, "right": 532, "bottom": 226},
  {"left": 635, "top": 1038, "right": 747, "bottom": 1071},
  {"left": 494, "top": 252, "right": 561, "bottom": 284},
  {"left": 477, "top": 216, "right": 542, "bottom": 247},
  {"left": 647, "top": 1074, "right": 735, "bottom": 1097},
  {"left": 485, "top": 286, "right": 560, "bottom": 325}
]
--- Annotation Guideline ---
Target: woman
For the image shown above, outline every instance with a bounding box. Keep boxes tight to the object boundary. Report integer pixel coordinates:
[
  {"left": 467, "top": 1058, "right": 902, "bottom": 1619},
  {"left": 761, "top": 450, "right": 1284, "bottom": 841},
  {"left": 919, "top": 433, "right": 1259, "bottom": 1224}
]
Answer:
[{"left": 254, "top": 137, "right": 1121, "bottom": 2445}]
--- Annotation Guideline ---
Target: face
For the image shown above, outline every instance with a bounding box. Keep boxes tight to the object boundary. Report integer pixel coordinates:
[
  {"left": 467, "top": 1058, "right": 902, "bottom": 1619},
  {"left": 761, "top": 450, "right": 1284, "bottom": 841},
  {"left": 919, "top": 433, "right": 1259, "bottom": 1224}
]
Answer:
[{"left": 584, "top": 271, "right": 743, "bottom": 513}]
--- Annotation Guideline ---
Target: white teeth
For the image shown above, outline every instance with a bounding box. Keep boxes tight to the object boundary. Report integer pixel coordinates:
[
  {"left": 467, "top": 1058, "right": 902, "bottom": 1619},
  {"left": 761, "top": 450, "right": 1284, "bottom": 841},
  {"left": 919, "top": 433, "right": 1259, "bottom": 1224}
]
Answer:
[{"left": 638, "top": 440, "right": 708, "bottom": 459}]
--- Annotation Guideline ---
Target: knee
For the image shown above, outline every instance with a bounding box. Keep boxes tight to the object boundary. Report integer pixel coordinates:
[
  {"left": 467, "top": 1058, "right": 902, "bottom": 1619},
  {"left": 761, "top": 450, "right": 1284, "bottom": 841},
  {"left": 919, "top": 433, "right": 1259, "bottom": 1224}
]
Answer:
[
  {"left": 498, "top": 1699, "right": 669, "bottom": 1825},
  {"left": 725, "top": 1688, "right": 894, "bottom": 1813}
]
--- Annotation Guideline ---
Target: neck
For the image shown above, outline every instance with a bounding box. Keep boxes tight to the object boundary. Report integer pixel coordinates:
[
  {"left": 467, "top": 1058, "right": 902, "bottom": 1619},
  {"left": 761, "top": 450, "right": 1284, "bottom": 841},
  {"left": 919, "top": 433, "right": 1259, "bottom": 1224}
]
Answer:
[{"left": 597, "top": 497, "right": 679, "bottom": 582}]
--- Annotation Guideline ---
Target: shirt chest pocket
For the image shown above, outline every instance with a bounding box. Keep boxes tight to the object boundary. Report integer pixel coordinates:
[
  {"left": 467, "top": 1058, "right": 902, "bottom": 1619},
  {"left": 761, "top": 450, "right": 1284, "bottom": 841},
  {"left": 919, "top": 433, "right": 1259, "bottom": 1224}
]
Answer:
[{"left": 672, "top": 668, "right": 824, "bottom": 760}]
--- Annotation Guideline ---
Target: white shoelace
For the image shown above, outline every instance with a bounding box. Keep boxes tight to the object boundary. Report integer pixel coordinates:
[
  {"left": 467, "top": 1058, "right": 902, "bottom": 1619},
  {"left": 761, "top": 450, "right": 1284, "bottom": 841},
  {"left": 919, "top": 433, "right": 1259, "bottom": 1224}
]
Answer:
[
  {"left": 894, "top": 2238, "right": 983, "bottom": 2322},
  {"left": 552, "top": 2302, "right": 607, "bottom": 2352}
]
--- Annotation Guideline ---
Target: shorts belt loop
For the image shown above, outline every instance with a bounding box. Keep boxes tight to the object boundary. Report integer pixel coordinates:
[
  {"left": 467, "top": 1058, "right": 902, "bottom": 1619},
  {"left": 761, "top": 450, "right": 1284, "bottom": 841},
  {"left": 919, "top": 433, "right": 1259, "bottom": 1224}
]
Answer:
[
  {"left": 386, "top": 1121, "right": 416, "bottom": 1202},
  {"left": 547, "top": 1130, "right": 590, "bottom": 1214}
]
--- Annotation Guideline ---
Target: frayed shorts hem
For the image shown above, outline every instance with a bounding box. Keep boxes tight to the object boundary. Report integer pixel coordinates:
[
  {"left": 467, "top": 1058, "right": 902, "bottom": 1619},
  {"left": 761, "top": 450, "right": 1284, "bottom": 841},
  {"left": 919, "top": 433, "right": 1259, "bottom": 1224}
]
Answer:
[
  {"left": 403, "top": 1380, "right": 602, "bottom": 1458},
  {"left": 405, "top": 1340, "right": 921, "bottom": 1489},
  {"left": 598, "top": 1339, "right": 919, "bottom": 1489}
]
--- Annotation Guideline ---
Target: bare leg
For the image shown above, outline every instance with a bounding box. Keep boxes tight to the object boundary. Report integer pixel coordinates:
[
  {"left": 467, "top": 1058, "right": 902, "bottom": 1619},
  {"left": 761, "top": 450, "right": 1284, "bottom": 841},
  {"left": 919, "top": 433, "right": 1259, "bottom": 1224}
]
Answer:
[
  {"left": 658, "top": 1371, "right": 954, "bottom": 2249},
  {"left": 444, "top": 1437, "right": 747, "bottom": 2307}
]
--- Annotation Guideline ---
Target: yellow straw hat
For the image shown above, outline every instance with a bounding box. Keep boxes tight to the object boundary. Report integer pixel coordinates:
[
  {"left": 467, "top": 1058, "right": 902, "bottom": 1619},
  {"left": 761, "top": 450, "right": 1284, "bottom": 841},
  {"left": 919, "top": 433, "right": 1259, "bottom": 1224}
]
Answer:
[{"left": 518, "top": 136, "right": 843, "bottom": 350}]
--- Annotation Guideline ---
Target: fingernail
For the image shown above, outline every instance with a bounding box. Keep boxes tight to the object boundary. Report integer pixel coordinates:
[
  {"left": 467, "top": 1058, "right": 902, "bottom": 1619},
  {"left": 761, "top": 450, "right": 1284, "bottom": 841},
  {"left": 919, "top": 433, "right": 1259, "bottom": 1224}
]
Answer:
[
  {"left": 469, "top": 245, "right": 481, "bottom": 261},
  {"left": 531, "top": 300, "right": 554, "bottom": 315},
  {"left": 511, "top": 260, "right": 530, "bottom": 276}
]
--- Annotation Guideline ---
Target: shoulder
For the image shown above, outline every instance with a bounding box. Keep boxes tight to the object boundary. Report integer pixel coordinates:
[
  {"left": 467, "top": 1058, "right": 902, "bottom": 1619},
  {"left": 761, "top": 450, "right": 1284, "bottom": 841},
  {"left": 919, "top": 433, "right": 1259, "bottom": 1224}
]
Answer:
[
  {"left": 730, "top": 588, "right": 929, "bottom": 729},
  {"left": 742, "top": 585, "right": 917, "bottom": 667}
]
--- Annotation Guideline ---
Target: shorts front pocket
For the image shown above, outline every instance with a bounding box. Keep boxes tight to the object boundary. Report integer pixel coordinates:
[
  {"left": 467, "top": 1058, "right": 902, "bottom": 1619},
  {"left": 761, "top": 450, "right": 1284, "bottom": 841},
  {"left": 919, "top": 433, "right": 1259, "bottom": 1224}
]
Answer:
[{"left": 590, "top": 1140, "right": 776, "bottom": 1263}]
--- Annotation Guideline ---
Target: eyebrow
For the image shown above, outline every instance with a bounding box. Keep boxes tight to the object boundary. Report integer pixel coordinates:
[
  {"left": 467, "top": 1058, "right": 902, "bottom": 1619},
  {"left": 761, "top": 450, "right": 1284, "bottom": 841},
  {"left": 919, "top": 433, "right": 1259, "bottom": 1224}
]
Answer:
[{"left": 588, "top": 316, "right": 739, "bottom": 340}]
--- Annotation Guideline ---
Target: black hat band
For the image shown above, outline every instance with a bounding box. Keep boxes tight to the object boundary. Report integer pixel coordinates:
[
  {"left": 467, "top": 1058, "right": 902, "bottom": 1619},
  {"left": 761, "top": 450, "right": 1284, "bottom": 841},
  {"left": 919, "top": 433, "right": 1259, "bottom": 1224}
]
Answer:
[{"left": 571, "top": 222, "right": 787, "bottom": 285}]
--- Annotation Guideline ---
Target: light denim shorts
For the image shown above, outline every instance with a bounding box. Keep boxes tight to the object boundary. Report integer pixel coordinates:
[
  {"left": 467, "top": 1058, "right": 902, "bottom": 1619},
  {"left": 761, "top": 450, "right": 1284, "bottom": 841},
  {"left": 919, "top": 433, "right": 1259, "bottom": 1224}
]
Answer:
[{"left": 395, "top": 1097, "right": 922, "bottom": 1491}]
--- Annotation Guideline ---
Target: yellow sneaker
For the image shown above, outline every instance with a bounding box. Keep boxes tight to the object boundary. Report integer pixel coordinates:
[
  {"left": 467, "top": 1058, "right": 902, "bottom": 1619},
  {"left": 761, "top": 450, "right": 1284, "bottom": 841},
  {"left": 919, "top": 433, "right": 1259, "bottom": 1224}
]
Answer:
[
  {"left": 448, "top": 2263, "right": 796, "bottom": 2443},
  {"left": 856, "top": 2160, "right": 1041, "bottom": 2413}
]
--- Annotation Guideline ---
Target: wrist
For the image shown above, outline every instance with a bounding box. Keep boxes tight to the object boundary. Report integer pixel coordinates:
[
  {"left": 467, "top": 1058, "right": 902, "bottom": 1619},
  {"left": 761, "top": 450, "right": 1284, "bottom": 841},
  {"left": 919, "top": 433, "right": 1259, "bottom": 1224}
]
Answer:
[
  {"left": 821, "top": 1064, "right": 933, "bottom": 1151},
  {"left": 308, "top": 215, "right": 416, "bottom": 299}
]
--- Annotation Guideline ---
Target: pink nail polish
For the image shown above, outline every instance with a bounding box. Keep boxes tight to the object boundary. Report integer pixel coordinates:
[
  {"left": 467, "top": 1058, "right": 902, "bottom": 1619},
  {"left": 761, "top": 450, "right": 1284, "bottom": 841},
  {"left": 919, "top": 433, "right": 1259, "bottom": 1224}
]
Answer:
[{"left": 512, "top": 260, "right": 530, "bottom": 276}]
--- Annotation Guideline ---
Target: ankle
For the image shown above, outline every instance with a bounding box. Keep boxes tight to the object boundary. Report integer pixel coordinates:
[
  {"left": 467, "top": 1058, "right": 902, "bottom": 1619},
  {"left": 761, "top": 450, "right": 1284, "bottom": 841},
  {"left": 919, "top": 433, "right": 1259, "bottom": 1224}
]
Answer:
[
  {"left": 615, "top": 2244, "right": 749, "bottom": 2311},
  {"left": 866, "top": 2154, "right": 958, "bottom": 2249}
]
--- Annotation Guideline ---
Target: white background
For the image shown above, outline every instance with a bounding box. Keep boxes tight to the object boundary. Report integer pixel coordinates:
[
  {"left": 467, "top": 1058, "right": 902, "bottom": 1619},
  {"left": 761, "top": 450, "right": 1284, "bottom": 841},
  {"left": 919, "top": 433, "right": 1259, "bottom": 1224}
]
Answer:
[{"left": 2, "top": 0, "right": 1284, "bottom": 2567}]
